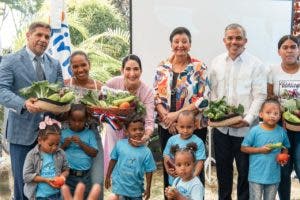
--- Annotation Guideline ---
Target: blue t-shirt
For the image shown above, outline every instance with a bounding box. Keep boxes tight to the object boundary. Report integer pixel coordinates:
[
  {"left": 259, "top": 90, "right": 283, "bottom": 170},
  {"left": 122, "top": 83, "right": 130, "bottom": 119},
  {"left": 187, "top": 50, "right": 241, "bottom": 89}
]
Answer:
[
  {"left": 163, "top": 134, "right": 206, "bottom": 185},
  {"left": 36, "top": 153, "right": 59, "bottom": 197},
  {"left": 242, "top": 124, "right": 290, "bottom": 184},
  {"left": 61, "top": 128, "right": 98, "bottom": 170},
  {"left": 111, "top": 139, "right": 157, "bottom": 197},
  {"left": 173, "top": 176, "right": 204, "bottom": 200}
]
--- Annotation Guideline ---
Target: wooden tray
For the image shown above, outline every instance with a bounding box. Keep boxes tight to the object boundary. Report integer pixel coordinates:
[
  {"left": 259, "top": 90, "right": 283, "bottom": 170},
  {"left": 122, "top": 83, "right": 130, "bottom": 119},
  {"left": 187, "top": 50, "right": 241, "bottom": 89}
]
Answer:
[
  {"left": 285, "top": 121, "right": 300, "bottom": 132},
  {"left": 35, "top": 99, "right": 70, "bottom": 113},
  {"left": 208, "top": 115, "right": 242, "bottom": 127}
]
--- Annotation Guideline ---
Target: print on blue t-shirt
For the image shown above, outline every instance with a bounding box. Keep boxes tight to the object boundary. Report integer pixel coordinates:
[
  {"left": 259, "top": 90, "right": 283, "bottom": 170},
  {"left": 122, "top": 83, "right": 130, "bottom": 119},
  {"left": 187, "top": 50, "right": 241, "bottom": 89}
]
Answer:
[
  {"left": 173, "top": 176, "right": 204, "bottom": 200},
  {"left": 36, "top": 153, "right": 59, "bottom": 197},
  {"left": 111, "top": 139, "right": 156, "bottom": 197}
]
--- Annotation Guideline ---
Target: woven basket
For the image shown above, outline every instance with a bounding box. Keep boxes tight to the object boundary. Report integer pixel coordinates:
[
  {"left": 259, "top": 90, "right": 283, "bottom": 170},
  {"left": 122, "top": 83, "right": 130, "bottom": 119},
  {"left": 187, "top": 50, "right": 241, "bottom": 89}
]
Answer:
[
  {"left": 35, "top": 98, "right": 71, "bottom": 113},
  {"left": 208, "top": 115, "right": 243, "bottom": 127},
  {"left": 285, "top": 121, "right": 300, "bottom": 132},
  {"left": 88, "top": 106, "right": 135, "bottom": 117}
]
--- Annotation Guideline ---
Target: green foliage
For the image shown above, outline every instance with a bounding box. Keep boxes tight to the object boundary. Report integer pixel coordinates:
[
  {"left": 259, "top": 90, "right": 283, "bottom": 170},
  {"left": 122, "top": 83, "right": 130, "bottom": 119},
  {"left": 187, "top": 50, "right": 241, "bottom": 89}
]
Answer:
[
  {"left": 0, "top": 0, "right": 43, "bottom": 17},
  {"left": 5, "top": 0, "right": 129, "bottom": 83},
  {"left": 69, "top": 0, "right": 127, "bottom": 36},
  {"left": 109, "top": 0, "right": 130, "bottom": 19}
]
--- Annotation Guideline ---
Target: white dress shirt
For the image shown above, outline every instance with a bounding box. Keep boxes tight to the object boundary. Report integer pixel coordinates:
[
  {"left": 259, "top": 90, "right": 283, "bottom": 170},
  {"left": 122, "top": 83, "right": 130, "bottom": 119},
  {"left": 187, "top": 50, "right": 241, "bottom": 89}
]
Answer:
[{"left": 209, "top": 51, "right": 267, "bottom": 137}]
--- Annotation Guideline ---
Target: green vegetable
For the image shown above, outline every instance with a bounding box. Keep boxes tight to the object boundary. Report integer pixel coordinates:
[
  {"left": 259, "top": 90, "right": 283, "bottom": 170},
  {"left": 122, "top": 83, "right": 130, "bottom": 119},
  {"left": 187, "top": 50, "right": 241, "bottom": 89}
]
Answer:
[
  {"left": 19, "top": 81, "right": 61, "bottom": 99},
  {"left": 47, "top": 93, "right": 60, "bottom": 101},
  {"left": 207, "top": 113, "right": 215, "bottom": 119},
  {"left": 135, "top": 99, "right": 146, "bottom": 117},
  {"left": 283, "top": 111, "right": 300, "bottom": 123},
  {"left": 283, "top": 99, "right": 297, "bottom": 112},
  {"left": 105, "top": 90, "right": 131, "bottom": 105},
  {"left": 203, "top": 96, "right": 244, "bottom": 120},
  {"left": 112, "top": 95, "right": 135, "bottom": 106},
  {"left": 80, "top": 90, "right": 102, "bottom": 106},
  {"left": 266, "top": 142, "right": 284, "bottom": 149},
  {"left": 234, "top": 104, "right": 244, "bottom": 116},
  {"left": 214, "top": 111, "right": 225, "bottom": 120},
  {"left": 98, "top": 100, "right": 107, "bottom": 108},
  {"left": 296, "top": 99, "right": 300, "bottom": 109},
  {"left": 60, "top": 91, "right": 75, "bottom": 103}
]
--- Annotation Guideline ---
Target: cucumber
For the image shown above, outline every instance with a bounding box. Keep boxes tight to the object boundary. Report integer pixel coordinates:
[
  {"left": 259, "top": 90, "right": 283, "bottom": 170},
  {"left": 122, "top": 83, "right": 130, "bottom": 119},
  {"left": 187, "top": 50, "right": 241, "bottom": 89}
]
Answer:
[
  {"left": 112, "top": 95, "right": 135, "bottom": 106},
  {"left": 266, "top": 142, "right": 284, "bottom": 149}
]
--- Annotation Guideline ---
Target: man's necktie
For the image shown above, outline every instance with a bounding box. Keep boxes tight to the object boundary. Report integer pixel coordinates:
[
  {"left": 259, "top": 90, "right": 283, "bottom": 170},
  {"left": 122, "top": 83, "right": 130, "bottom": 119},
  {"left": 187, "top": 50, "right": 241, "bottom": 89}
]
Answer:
[{"left": 34, "top": 56, "right": 45, "bottom": 81}]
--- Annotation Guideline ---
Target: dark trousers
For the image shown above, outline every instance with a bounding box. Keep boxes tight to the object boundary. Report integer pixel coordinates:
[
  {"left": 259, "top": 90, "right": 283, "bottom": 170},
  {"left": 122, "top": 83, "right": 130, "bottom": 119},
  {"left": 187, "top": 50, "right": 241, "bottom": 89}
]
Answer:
[
  {"left": 213, "top": 129, "right": 249, "bottom": 200},
  {"left": 10, "top": 142, "right": 36, "bottom": 200},
  {"left": 158, "top": 126, "right": 207, "bottom": 189},
  {"left": 66, "top": 170, "right": 92, "bottom": 199},
  {"left": 278, "top": 130, "right": 300, "bottom": 200}
]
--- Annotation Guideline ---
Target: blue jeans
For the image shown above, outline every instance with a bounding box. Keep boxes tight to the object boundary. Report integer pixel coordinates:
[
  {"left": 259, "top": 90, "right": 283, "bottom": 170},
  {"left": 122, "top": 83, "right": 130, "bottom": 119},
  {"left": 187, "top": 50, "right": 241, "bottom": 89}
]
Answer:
[
  {"left": 249, "top": 182, "right": 278, "bottom": 200},
  {"left": 36, "top": 192, "right": 61, "bottom": 200},
  {"left": 66, "top": 170, "right": 92, "bottom": 199},
  {"left": 10, "top": 142, "right": 36, "bottom": 200},
  {"left": 278, "top": 130, "right": 300, "bottom": 200}
]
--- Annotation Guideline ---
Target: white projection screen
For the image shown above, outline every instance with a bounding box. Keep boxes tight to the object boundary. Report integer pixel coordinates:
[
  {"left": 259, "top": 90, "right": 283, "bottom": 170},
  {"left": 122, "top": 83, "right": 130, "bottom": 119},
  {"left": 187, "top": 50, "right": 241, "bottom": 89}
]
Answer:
[{"left": 131, "top": 0, "right": 292, "bottom": 86}]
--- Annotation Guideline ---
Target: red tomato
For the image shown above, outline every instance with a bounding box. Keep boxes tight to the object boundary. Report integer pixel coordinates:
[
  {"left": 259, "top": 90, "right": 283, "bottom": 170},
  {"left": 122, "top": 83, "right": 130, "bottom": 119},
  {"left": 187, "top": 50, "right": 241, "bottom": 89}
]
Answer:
[
  {"left": 52, "top": 176, "right": 65, "bottom": 187},
  {"left": 276, "top": 153, "right": 290, "bottom": 163}
]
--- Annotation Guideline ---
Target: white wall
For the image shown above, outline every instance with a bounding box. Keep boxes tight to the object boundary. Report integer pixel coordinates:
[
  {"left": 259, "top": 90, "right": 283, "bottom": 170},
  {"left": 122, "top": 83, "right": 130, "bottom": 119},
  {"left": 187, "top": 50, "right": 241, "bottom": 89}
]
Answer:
[{"left": 131, "top": 0, "right": 292, "bottom": 86}]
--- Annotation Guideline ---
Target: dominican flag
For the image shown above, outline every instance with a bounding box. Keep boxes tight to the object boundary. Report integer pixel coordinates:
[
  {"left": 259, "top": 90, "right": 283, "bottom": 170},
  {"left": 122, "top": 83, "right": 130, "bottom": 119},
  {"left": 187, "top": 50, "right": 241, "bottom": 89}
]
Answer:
[{"left": 48, "top": 0, "right": 72, "bottom": 79}]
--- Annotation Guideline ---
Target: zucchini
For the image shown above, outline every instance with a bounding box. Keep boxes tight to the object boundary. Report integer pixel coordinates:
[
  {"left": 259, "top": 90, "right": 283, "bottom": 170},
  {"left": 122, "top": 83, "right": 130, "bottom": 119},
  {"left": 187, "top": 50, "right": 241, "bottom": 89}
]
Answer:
[{"left": 112, "top": 95, "right": 135, "bottom": 106}]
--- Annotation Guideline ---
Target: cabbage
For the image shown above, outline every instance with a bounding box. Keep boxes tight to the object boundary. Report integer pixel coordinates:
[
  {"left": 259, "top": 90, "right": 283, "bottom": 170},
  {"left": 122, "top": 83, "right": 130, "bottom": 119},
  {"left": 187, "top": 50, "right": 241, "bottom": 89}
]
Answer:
[{"left": 282, "top": 99, "right": 297, "bottom": 112}]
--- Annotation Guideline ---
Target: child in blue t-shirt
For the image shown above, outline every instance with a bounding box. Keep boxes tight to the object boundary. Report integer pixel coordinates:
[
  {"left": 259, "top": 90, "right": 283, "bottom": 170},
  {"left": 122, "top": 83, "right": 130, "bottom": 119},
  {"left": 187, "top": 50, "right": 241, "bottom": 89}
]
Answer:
[
  {"left": 23, "top": 116, "right": 69, "bottom": 200},
  {"left": 165, "top": 142, "right": 204, "bottom": 200},
  {"left": 241, "top": 98, "right": 290, "bottom": 200},
  {"left": 105, "top": 118, "right": 157, "bottom": 200},
  {"left": 61, "top": 104, "right": 98, "bottom": 198},
  {"left": 163, "top": 110, "right": 206, "bottom": 186}
]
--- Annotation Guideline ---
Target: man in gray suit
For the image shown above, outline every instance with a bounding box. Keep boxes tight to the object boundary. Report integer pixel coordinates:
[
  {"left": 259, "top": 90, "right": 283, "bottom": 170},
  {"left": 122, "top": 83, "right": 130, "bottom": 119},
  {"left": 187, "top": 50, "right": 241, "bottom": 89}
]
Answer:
[{"left": 0, "top": 21, "right": 63, "bottom": 199}]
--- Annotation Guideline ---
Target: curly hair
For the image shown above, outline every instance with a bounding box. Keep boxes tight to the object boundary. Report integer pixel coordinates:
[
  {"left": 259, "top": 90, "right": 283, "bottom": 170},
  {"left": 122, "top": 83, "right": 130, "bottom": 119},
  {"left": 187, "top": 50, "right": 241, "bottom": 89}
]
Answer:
[{"left": 170, "top": 142, "right": 198, "bottom": 162}]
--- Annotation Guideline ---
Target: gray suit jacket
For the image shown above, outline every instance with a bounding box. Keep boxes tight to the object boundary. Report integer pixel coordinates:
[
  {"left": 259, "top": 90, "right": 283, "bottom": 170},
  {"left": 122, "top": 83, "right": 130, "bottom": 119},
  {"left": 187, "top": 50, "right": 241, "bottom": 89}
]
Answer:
[{"left": 0, "top": 47, "right": 63, "bottom": 145}]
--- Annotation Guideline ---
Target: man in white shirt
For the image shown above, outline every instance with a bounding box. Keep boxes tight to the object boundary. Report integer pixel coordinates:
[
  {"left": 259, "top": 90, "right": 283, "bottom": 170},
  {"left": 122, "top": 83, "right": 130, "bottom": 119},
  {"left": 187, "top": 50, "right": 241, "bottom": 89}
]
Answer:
[{"left": 210, "top": 23, "right": 267, "bottom": 200}]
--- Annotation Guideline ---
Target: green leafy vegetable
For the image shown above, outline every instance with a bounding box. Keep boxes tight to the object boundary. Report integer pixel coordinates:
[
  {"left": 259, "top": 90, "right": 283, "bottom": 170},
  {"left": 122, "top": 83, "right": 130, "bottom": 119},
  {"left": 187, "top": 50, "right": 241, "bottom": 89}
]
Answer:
[
  {"left": 19, "top": 81, "right": 61, "bottom": 99},
  {"left": 203, "top": 96, "right": 244, "bottom": 120},
  {"left": 283, "top": 99, "right": 297, "bottom": 112},
  {"left": 80, "top": 90, "right": 102, "bottom": 106}
]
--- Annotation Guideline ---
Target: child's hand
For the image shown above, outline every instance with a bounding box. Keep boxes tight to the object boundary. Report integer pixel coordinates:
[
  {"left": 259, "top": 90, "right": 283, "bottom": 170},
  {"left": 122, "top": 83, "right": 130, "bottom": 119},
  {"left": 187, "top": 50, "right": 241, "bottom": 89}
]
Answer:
[
  {"left": 260, "top": 146, "right": 272, "bottom": 154},
  {"left": 143, "top": 188, "right": 151, "bottom": 200},
  {"left": 48, "top": 178, "right": 62, "bottom": 189},
  {"left": 166, "top": 167, "right": 177, "bottom": 177},
  {"left": 49, "top": 176, "right": 66, "bottom": 188},
  {"left": 64, "top": 137, "right": 72, "bottom": 146},
  {"left": 104, "top": 177, "right": 111, "bottom": 189},
  {"left": 165, "top": 186, "right": 179, "bottom": 199},
  {"left": 71, "top": 135, "right": 82, "bottom": 145},
  {"left": 277, "top": 153, "right": 290, "bottom": 166}
]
